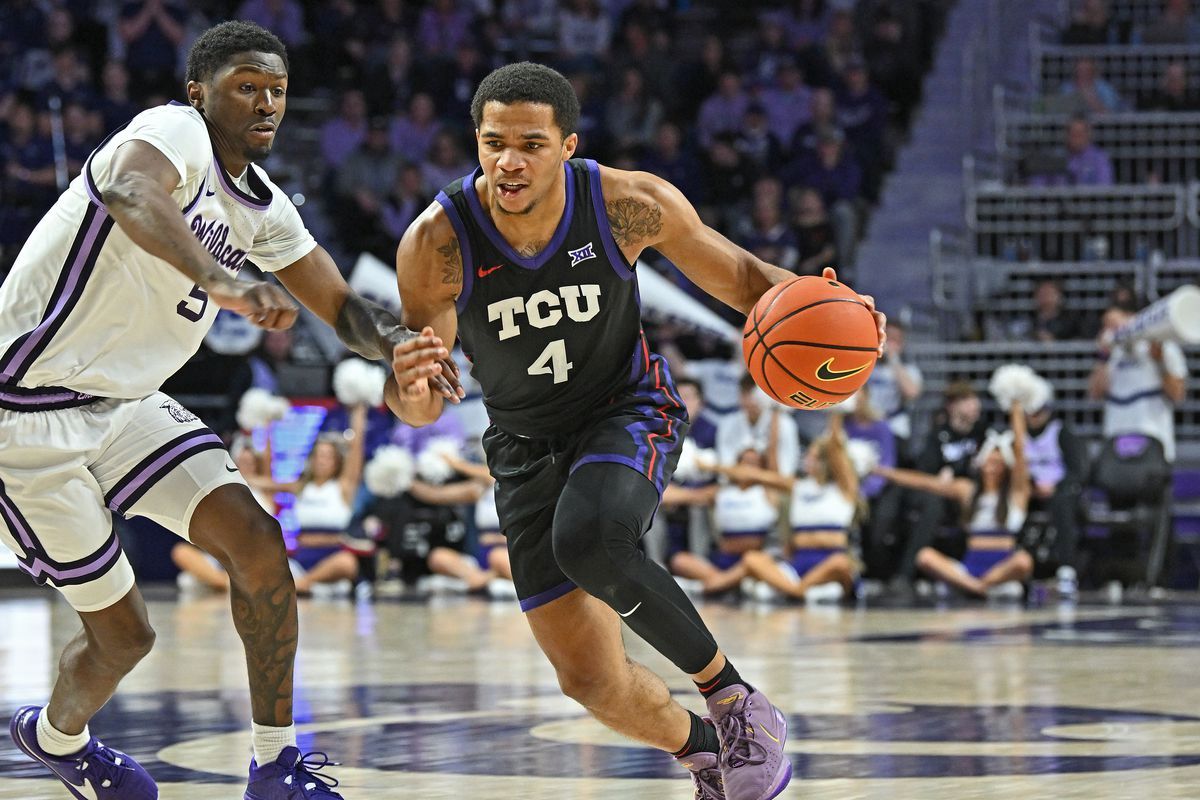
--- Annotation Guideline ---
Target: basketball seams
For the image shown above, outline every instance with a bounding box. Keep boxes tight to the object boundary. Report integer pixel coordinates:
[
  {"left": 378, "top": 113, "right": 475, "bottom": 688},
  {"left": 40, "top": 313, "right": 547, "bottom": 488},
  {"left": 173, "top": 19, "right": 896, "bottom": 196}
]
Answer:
[
  {"left": 765, "top": 340, "right": 878, "bottom": 353},
  {"left": 758, "top": 297, "right": 868, "bottom": 341},
  {"left": 762, "top": 345, "right": 856, "bottom": 398}
]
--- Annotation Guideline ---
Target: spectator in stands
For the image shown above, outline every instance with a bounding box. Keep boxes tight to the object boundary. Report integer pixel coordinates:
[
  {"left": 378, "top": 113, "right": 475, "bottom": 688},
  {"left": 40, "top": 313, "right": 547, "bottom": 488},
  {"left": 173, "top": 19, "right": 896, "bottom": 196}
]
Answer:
[
  {"left": 738, "top": 182, "right": 799, "bottom": 272},
  {"left": 878, "top": 400, "right": 1033, "bottom": 599},
  {"left": 365, "top": 36, "right": 420, "bottom": 116},
  {"left": 678, "top": 377, "right": 719, "bottom": 449},
  {"left": 782, "top": 127, "right": 862, "bottom": 267},
  {"left": 117, "top": 0, "right": 188, "bottom": 97},
  {"left": 844, "top": 388, "right": 901, "bottom": 580},
  {"left": 1140, "top": 61, "right": 1200, "bottom": 112},
  {"left": 791, "top": 87, "right": 837, "bottom": 157},
  {"left": 619, "top": 0, "right": 674, "bottom": 36},
  {"left": 758, "top": 58, "right": 812, "bottom": 147},
  {"left": 735, "top": 105, "right": 784, "bottom": 174},
  {"left": 440, "top": 43, "right": 493, "bottom": 123},
  {"left": 866, "top": 319, "right": 923, "bottom": 456},
  {"left": 638, "top": 121, "right": 701, "bottom": 202},
  {"left": 717, "top": 373, "right": 802, "bottom": 477},
  {"left": 782, "top": 0, "right": 830, "bottom": 49},
  {"left": 699, "top": 133, "right": 752, "bottom": 230},
  {"left": 673, "top": 34, "right": 729, "bottom": 122},
  {"left": 499, "top": 0, "right": 558, "bottom": 58},
  {"left": 1139, "top": 0, "right": 1200, "bottom": 44},
  {"left": 1090, "top": 305, "right": 1188, "bottom": 466},
  {"left": 613, "top": 22, "right": 675, "bottom": 104},
  {"left": 319, "top": 89, "right": 368, "bottom": 171},
  {"left": 438, "top": 450, "right": 516, "bottom": 596},
  {"left": 312, "top": 0, "right": 371, "bottom": 83},
  {"left": 236, "top": 0, "right": 307, "bottom": 50},
  {"left": 818, "top": 8, "right": 862, "bottom": 84},
  {"left": 60, "top": 100, "right": 99, "bottom": 176},
  {"left": 605, "top": 67, "right": 663, "bottom": 154},
  {"left": 557, "top": 0, "right": 612, "bottom": 70},
  {"left": 1028, "top": 116, "right": 1114, "bottom": 186},
  {"left": 416, "top": 0, "right": 474, "bottom": 59},
  {"left": 790, "top": 186, "right": 837, "bottom": 275},
  {"left": 864, "top": 4, "right": 921, "bottom": 122},
  {"left": 1032, "top": 278, "right": 1084, "bottom": 341},
  {"left": 1059, "top": 57, "right": 1123, "bottom": 114},
  {"left": 335, "top": 116, "right": 404, "bottom": 253},
  {"left": 659, "top": 377, "right": 721, "bottom": 578},
  {"left": 1061, "top": 0, "right": 1131, "bottom": 45},
  {"left": 837, "top": 56, "right": 890, "bottom": 200},
  {"left": 389, "top": 92, "right": 440, "bottom": 164},
  {"left": 96, "top": 61, "right": 139, "bottom": 134},
  {"left": 38, "top": 47, "right": 95, "bottom": 110},
  {"left": 1, "top": 97, "right": 57, "bottom": 214},
  {"left": 745, "top": 14, "right": 794, "bottom": 88},
  {"left": 381, "top": 163, "right": 428, "bottom": 243},
  {"left": 698, "top": 70, "right": 751, "bottom": 148},
  {"left": 420, "top": 130, "right": 472, "bottom": 198}
]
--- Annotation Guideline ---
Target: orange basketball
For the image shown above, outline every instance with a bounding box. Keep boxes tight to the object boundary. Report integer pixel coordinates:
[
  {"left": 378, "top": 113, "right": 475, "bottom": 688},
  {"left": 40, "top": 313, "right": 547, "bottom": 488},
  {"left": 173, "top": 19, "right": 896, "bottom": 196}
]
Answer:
[{"left": 742, "top": 276, "right": 879, "bottom": 410}]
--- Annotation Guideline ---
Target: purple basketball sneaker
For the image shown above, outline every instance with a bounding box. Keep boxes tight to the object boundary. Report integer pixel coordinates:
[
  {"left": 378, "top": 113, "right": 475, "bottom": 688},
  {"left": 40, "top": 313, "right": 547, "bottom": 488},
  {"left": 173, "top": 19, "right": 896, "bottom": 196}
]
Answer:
[
  {"left": 679, "top": 750, "right": 726, "bottom": 800},
  {"left": 706, "top": 686, "right": 792, "bottom": 800},
  {"left": 9, "top": 705, "right": 157, "bottom": 800},
  {"left": 245, "top": 745, "right": 344, "bottom": 799}
]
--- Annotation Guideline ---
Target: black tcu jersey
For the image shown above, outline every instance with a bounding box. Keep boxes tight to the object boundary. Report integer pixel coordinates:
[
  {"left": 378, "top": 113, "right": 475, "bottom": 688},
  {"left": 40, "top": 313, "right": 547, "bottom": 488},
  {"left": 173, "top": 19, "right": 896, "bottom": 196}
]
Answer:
[{"left": 436, "top": 159, "right": 647, "bottom": 437}]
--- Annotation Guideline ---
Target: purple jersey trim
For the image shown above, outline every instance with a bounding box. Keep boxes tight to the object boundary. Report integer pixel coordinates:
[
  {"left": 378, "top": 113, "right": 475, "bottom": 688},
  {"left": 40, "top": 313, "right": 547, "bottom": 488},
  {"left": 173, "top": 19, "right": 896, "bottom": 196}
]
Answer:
[
  {"left": 518, "top": 579, "right": 579, "bottom": 612},
  {"left": 583, "top": 159, "right": 635, "bottom": 282},
  {"left": 105, "top": 429, "right": 225, "bottom": 516},
  {"left": 212, "top": 154, "right": 271, "bottom": 210},
  {"left": 461, "top": 163, "right": 575, "bottom": 270},
  {"left": 0, "top": 480, "right": 123, "bottom": 586},
  {"left": 0, "top": 205, "right": 114, "bottom": 384},
  {"left": 436, "top": 190, "right": 476, "bottom": 314}
]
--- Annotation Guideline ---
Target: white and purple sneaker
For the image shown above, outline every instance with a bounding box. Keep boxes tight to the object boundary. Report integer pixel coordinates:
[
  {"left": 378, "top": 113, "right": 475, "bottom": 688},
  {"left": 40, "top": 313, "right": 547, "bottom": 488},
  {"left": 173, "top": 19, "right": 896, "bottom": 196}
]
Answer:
[
  {"left": 679, "top": 750, "right": 726, "bottom": 799},
  {"left": 9, "top": 705, "right": 157, "bottom": 799},
  {"left": 706, "top": 686, "right": 792, "bottom": 800},
  {"left": 245, "top": 745, "right": 344, "bottom": 799}
]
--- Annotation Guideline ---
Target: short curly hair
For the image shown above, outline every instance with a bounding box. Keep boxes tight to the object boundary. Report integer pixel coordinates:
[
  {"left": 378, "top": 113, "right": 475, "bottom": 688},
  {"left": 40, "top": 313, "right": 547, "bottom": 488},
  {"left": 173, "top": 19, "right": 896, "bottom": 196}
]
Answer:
[
  {"left": 470, "top": 62, "right": 580, "bottom": 137},
  {"left": 185, "top": 21, "right": 288, "bottom": 84}
]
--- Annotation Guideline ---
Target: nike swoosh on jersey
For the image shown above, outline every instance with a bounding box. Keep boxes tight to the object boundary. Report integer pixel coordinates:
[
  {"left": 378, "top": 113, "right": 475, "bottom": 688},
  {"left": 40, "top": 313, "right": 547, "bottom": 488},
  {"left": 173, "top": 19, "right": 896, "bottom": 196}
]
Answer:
[
  {"left": 225, "top": 464, "right": 239, "bottom": 472},
  {"left": 814, "top": 357, "right": 871, "bottom": 382},
  {"left": 617, "top": 601, "right": 642, "bottom": 618},
  {"left": 477, "top": 264, "right": 504, "bottom": 278}
]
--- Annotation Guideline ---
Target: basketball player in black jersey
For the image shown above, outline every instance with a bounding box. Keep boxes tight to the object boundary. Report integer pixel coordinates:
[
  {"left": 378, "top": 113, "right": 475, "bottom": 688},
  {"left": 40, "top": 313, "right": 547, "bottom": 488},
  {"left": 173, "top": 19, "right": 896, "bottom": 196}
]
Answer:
[{"left": 386, "top": 63, "right": 885, "bottom": 800}]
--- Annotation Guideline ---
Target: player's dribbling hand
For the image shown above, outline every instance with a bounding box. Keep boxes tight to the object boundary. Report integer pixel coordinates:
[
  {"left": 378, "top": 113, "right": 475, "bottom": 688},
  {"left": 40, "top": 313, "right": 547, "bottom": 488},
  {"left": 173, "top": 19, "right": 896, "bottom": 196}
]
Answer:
[
  {"left": 392, "top": 327, "right": 461, "bottom": 404},
  {"left": 822, "top": 267, "right": 887, "bottom": 357},
  {"left": 208, "top": 278, "right": 298, "bottom": 330}
]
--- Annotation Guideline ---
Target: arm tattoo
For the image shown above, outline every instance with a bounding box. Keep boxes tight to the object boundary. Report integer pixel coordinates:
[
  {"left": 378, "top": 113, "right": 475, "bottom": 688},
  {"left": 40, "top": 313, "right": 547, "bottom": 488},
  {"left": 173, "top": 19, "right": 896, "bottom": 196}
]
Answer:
[
  {"left": 606, "top": 197, "right": 663, "bottom": 248},
  {"left": 230, "top": 581, "right": 297, "bottom": 725},
  {"left": 437, "top": 237, "right": 463, "bottom": 286},
  {"left": 335, "top": 293, "right": 405, "bottom": 361}
]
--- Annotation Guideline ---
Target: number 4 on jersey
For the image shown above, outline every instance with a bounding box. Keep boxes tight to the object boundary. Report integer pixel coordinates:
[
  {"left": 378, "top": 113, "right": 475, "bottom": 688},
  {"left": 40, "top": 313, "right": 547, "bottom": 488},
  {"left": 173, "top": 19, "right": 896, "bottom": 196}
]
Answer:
[{"left": 527, "top": 339, "right": 573, "bottom": 384}]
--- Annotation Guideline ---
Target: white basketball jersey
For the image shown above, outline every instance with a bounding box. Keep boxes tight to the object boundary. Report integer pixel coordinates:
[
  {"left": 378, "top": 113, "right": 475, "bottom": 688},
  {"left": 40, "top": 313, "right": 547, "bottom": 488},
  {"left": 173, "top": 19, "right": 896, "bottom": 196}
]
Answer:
[
  {"left": 789, "top": 477, "right": 856, "bottom": 532},
  {"left": 713, "top": 484, "right": 777, "bottom": 536},
  {"left": 0, "top": 102, "right": 316, "bottom": 399}
]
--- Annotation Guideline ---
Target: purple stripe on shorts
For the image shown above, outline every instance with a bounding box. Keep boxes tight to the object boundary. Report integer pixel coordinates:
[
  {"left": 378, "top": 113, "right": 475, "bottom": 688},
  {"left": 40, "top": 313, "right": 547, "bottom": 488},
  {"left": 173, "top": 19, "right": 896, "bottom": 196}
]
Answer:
[
  {"left": 0, "top": 206, "right": 112, "bottom": 382},
  {"left": 519, "top": 579, "right": 578, "bottom": 612},
  {"left": 584, "top": 159, "right": 635, "bottom": 282},
  {"left": 106, "top": 430, "right": 225, "bottom": 514},
  {"left": 0, "top": 483, "right": 122, "bottom": 586}
]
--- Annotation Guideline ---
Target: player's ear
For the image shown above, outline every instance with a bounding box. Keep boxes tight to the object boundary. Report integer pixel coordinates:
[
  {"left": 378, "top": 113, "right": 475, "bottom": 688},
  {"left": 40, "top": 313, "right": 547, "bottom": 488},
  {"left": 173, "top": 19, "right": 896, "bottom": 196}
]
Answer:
[
  {"left": 186, "top": 81, "right": 205, "bottom": 112},
  {"left": 562, "top": 132, "right": 578, "bottom": 160}
]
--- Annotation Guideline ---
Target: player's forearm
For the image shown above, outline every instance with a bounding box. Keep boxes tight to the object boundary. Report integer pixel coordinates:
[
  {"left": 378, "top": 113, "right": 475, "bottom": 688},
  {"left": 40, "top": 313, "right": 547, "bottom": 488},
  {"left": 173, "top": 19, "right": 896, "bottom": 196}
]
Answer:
[
  {"left": 335, "top": 293, "right": 407, "bottom": 360},
  {"left": 104, "top": 174, "right": 228, "bottom": 289},
  {"left": 383, "top": 374, "right": 444, "bottom": 427},
  {"left": 734, "top": 252, "right": 795, "bottom": 314}
]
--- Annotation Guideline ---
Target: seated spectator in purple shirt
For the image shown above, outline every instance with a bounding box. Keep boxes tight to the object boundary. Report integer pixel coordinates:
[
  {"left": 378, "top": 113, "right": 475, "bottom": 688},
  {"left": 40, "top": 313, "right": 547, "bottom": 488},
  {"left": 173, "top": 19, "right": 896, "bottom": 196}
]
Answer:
[
  {"left": 1028, "top": 116, "right": 1114, "bottom": 186},
  {"left": 837, "top": 58, "right": 888, "bottom": 158},
  {"left": 381, "top": 162, "right": 429, "bottom": 242},
  {"left": 783, "top": 127, "right": 863, "bottom": 207},
  {"left": 1058, "top": 57, "right": 1123, "bottom": 115},
  {"left": 744, "top": 14, "right": 795, "bottom": 88},
  {"left": 320, "top": 89, "right": 368, "bottom": 170},
  {"left": 1061, "top": 0, "right": 1130, "bottom": 44},
  {"left": 390, "top": 93, "right": 440, "bottom": 163},
  {"left": 697, "top": 70, "right": 749, "bottom": 148},
  {"left": 420, "top": 130, "right": 472, "bottom": 196},
  {"left": 734, "top": 105, "right": 784, "bottom": 174},
  {"left": 557, "top": 0, "right": 612, "bottom": 70},
  {"left": 417, "top": 0, "right": 473, "bottom": 59},
  {"left": 790, "top": 87, "right": 837, "bottom": 158},
  {"left": 236, "top": 0, "right": 307, "bottom": 49},
  {"left": 757, "top": 58, "right": 812, "bottom": 146},
  {"left": 737, "top": 179, "right": 799, "bottom": 272},
  {"left": 1140, "top": 61, "right": 1200, "bottom": 112},
  {"left": 790, "top": 186, "right": 837, "bottom": 275},
  {"left": 638, "top": 121, "right": 701, "bottom": 202},
  {"left": 605, "top": 67, "right": 663, "bottom": 153}
]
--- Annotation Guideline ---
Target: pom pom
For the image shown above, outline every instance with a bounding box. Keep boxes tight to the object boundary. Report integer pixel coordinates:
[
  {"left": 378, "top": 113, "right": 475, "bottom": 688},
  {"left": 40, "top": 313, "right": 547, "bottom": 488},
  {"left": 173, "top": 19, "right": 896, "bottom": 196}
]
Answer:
[
  {"left": 333, "top": 358, "right": 387, "bottom": 407},
  {"left": 364, "top": 446, "right": 415, "bottom": 497},
  {"left": 673, "top": 439, "right": 717, "bottom": 484},
  {"left": 845, "top": 438, "right": 880, "bottom": 477},
  {"left": 236, "top": 388, "right": 290, "bottom": 431},
  {"left": 989, "top": 364, "right": 1040, "bottom": 411},
  {"left": 1027, "top": 375, "right": 1054, "bottom": 414},
  {"left": 416, "top": 437, "right": 461, "bottom": 484}
]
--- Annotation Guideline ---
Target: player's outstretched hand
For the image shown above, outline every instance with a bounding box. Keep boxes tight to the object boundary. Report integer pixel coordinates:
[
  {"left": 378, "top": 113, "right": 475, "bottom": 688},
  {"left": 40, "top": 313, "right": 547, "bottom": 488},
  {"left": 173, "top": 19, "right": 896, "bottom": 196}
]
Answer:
[
  {"left": 208, "top": 277, "right": 298, "bottom": 330},
  {"left": 822, "top": 267, "right": 887, "bottom": 357},
  {"left": 392, "top": 327, "right": 461, "bottom": 404}
]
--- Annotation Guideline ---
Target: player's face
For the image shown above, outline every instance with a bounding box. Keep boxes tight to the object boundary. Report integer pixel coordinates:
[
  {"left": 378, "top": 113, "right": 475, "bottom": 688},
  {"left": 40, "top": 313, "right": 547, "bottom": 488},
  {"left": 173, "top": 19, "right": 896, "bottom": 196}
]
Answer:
[
  {"left": 195, "top": 51, "right": 288, "bottom": 164},
  {"left": 476, "top": 101, "right": 577, "bottom": 216}
]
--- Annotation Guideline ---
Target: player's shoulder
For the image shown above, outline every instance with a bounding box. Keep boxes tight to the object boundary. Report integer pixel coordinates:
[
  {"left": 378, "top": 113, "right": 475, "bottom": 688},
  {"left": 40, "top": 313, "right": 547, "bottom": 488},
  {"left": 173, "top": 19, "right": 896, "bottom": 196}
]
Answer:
[
  {"left": 402, "top": 199, "right": 455, "bottom": 249},
  {"left": 128, "top": 102, "right": 207, "bottom": 136},
  {"left": 593, "top": 162, "right": 674, "bottom": 204}
]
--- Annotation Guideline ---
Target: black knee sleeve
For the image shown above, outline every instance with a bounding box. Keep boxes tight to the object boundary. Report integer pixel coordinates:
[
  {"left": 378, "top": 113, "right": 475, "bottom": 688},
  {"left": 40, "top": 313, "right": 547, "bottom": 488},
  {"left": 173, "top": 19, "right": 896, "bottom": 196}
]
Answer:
[{"left": 553, "top": 463, "right": 718, "bottom": 674}]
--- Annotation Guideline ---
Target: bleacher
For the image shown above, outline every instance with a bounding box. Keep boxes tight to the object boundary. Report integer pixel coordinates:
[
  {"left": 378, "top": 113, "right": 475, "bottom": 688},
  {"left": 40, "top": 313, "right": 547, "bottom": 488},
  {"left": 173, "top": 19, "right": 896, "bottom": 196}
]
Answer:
[{"left": 1031, "top": 41, "right": 1200, "bottom": 98}]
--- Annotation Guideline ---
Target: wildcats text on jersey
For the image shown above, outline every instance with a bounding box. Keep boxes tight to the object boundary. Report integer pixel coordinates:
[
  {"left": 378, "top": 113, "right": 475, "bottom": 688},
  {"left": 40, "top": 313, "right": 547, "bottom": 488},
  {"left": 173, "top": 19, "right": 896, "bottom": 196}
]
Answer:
[{"left": 190, "top": 212, "right": 247, "bottom": 273}]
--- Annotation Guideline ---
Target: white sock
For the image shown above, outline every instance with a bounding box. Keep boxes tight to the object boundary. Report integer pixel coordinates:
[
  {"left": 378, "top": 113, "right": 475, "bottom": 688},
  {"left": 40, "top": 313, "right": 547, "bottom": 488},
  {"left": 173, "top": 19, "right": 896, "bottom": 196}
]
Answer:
[
  {"left": 252, "top": 722, "right": 296, "bottom": 765},
  {"left": 36, "top": 711, "right": 90, "bottom": 757}
]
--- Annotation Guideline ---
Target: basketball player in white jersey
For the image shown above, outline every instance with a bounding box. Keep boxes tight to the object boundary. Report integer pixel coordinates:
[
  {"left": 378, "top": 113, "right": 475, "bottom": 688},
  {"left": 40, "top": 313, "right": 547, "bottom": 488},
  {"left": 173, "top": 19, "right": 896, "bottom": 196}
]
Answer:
[{"left": 0, "top": 22, "right": 458, "bottom": 800}]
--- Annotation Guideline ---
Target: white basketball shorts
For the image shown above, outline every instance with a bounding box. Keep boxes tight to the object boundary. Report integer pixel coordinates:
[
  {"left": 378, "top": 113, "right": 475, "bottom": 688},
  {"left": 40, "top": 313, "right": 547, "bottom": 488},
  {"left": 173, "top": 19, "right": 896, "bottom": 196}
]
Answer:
[{"left": 0, "top": 388, "right": 247, "bottom": 611}]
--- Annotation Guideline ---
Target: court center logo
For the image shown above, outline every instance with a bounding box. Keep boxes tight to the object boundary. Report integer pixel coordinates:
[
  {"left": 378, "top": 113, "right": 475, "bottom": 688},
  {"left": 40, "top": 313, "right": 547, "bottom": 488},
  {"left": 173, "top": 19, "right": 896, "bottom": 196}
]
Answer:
[{"left": 4, "top": 684, "right": 1198, "bottom": 785}]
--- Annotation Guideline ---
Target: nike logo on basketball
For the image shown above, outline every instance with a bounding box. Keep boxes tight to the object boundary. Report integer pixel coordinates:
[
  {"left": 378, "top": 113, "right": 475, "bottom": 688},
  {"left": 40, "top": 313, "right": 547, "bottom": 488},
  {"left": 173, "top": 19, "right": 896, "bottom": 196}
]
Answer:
[
  {"left": 815, "top": 358, "right": 871, "bottom": 382},
  {"left": 478, "top": 264, "right": 504, "bottom": 278},
  {"left": 617, "top": 602, "right": 642, "bottom": 618}
]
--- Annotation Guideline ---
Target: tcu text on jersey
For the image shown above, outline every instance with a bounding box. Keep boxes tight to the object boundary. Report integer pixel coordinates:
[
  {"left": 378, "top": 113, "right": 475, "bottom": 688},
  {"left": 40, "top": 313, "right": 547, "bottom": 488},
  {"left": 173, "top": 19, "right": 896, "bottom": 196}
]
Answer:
[{"left": 486, "top": 284, "right": 602, "bottom": 341}]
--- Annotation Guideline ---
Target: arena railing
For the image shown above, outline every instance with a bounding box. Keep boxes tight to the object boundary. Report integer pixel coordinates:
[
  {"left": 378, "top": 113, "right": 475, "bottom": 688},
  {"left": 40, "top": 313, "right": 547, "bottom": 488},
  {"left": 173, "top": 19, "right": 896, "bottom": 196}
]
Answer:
[
  {"left": 997, "top": 109, "right": 1200, "bottom": 184},
  {"left": 966, "top": 182, "right": 1189, "bottom": 260},
  {"left": 970, "top": 258, "right": 1151, "bottom": 317},
  {"left": 1032, "top": 42, "right": 1200, "bottom": 97},
  {"left": 1052, "top": 0, "right": 1184, "bottom": 26}
]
